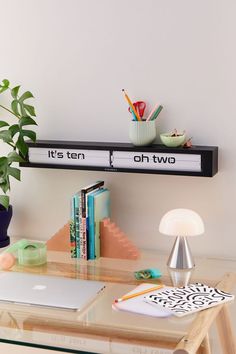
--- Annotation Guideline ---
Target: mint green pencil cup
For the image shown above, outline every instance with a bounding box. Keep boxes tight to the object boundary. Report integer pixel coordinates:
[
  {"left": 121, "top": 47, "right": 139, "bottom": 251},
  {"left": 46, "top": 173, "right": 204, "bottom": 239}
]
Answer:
[{"left": 129, "top": 121, "right": 156, "bottom": 146}]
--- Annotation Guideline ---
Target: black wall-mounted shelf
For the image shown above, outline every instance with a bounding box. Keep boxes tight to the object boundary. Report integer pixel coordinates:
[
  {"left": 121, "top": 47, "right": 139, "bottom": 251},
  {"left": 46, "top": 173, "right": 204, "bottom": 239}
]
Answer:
[{"left": 20, "top": 140, "right": 218, "bottom": 177}]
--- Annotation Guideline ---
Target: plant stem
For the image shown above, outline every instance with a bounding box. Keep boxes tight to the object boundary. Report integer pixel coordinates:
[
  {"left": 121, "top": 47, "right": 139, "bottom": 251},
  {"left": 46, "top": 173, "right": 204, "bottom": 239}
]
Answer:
[
  {"left": 0, "top": 104, "right": 19, "bottom": 119},
  {"left": 7, "top": 142, "right": 15, "bottom": 149}
]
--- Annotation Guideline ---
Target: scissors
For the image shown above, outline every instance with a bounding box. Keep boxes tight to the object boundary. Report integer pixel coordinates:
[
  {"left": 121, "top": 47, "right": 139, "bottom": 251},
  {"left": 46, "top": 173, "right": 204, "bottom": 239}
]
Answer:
[{"left": 129, "top": 101, "right": 146, "bottom": 119}]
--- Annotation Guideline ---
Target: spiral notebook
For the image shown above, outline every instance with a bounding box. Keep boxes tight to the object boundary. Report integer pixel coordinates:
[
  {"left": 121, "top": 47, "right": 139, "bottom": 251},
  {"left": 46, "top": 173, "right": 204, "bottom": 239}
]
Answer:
[
  {"left": 112, "top": 283, "right": 172, "bottom": 317},
  {"left": 144, "top": 283, "right": 234, "bottom": 317}
]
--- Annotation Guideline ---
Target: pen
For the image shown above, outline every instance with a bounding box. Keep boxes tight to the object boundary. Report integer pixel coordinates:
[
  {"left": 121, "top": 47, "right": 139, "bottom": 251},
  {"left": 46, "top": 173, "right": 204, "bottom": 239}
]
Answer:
[
  {"left": 122, "top": 89, "right": 141, "bottom": 121},
  {"left": 130, "top": 108, "right": 138, "bottom": 121},
  {"left": 146, "top": 103, "right": 159, "bottom": 121},
  {"left": 150, "top": 105, "right": 163, "bottom": 121},
  {"left": 114, "top": 284, "right": 164, "bottom": 303}
]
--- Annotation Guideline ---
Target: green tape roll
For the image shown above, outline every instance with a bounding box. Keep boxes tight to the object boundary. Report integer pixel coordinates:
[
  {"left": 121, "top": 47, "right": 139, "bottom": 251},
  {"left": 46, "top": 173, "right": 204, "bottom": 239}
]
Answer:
[
  {"left": 2, "top": 240, "right": 47, "bottom": 267},
  {"left": 17, "top": 241, "right": 47, "bottom": 266}
]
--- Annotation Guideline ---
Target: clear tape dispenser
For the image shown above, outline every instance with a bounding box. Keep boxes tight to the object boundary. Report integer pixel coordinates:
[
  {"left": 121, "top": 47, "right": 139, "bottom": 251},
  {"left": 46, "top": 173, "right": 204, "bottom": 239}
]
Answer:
[{"left": 0, "top": 240, "right": 47, "bottom": 270}]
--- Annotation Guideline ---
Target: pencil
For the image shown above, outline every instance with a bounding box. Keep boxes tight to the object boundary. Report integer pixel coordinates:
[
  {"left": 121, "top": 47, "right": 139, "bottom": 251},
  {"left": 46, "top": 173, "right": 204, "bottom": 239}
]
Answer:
[
  {"left": 114, "top": 284, "right": 164, "bottom": 303},
  {"left": 122, "top": 89, "right": 141, "bottom": 121}
]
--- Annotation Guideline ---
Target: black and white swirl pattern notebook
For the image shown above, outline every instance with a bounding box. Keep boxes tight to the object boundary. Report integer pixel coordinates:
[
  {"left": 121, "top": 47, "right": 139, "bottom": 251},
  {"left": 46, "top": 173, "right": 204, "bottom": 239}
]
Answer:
[{"left": 145, "top": 283, "right": 234, "bottom": 317}]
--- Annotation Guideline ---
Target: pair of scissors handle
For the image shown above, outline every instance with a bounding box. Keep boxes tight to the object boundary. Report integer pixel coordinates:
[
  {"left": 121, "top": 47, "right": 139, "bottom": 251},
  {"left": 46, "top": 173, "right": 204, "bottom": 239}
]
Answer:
[{"left": 128, "top": 101, "right": 146, "bottom": 118}]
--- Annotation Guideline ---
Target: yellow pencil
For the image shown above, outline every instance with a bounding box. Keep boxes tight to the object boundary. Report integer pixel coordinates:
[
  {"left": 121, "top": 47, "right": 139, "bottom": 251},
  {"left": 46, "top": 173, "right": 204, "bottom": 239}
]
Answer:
[
  {"left": 114, "top": 284, "right": 164, "bottom": 303},
  {"left": 122, "top": 89, "right": 141, "bottom": 121}
]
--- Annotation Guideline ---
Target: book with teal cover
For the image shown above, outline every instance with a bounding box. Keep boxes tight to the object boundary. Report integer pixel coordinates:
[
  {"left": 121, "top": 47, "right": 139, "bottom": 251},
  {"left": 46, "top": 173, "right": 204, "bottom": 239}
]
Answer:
[
  {"left": 87, "top": 190, "right": 99, "bottom": 260},
  {"left": 70, "top": 195, "right": 76, "bottom": 258},
  {"left": 74, "top": 193, "right": 80, "bottom": 258},
  {"left": 88, "top": 188, "right": 110, "bottom": 259}
]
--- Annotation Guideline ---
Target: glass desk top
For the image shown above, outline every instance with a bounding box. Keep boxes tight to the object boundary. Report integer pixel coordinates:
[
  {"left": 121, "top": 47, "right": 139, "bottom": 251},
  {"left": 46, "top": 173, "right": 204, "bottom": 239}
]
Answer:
[{"left": 0, "top": 249, "right": 235, "bottom": 354}]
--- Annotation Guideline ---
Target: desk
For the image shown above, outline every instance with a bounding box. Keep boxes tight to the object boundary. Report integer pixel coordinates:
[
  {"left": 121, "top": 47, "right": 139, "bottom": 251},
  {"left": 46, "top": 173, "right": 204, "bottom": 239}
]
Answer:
[{"left": 0, "top": 249, "right": 235, "bottom": 354}]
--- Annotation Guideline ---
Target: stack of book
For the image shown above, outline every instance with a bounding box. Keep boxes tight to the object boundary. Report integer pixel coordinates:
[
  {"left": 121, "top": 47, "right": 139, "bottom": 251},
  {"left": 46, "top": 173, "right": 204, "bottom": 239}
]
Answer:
[{"left": 70, "top": 181, "right": 110, "bottom": 260}]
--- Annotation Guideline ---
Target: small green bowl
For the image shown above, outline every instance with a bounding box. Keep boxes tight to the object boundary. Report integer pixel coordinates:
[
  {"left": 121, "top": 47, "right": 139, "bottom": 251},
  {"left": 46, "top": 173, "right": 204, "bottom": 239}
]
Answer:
[{"left": 160, "top": 133, "right": 186, "bottom": 147}]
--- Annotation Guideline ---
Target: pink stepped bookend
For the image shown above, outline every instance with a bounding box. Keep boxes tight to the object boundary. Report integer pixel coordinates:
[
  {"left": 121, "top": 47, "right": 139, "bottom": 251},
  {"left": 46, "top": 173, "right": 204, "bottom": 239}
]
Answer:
[
  {"left": 100, "top": 218, "right": 140, "bottom": 260},
  {"left": 47, "top": 219, "right": 140, "bottom": 260},
  {"left": 46, "top": 223, "right": 71, "bottom": 252}
]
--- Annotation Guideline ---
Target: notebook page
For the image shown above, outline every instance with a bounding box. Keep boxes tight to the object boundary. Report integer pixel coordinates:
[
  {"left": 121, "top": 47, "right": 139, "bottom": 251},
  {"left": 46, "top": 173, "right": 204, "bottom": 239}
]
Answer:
[{"left": 112, "top": 283, "right": 172, "bottom": 317}]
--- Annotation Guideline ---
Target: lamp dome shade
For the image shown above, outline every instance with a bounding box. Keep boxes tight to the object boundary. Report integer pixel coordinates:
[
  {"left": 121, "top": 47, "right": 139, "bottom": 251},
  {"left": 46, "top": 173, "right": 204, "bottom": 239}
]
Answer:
[{"left": 159, "top": 209, "right": 204, "bottom": 237}]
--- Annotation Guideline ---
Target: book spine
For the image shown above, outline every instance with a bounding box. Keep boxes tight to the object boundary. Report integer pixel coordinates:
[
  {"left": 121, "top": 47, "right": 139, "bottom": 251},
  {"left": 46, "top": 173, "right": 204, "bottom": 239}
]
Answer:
[
  {"left": 86, "top": 193, "right": 90, "bottom": 259},
  {"left": 79, "top": 181, "right": 105, "bottom": 260},
  {"left": 88, "top": 194, "right": 95, "bottom": 259},
  {"left": 74, "top": 193, "right": 80, "bottom": 258},
  {"left": 69, "top": 195, "right": 76, "bottom": 258},
  {"left": 94, "top": 189, "right": 110, "bottom": 259},
  {"left": 79, "top": 190, "right": 87, "bottom": 259},
  {"left": 82, "top": 181, "right": 104, "bottom": 193}
]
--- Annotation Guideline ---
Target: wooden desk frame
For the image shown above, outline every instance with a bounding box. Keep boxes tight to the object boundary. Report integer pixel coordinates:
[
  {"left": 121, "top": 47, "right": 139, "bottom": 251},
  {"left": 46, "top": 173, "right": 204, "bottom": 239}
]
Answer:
[
  {"left": 0, "top": 255, "right": 235, "bottom": 354},
  {"left": 174, "top": 273, "right": 236, "bottom": 354}
]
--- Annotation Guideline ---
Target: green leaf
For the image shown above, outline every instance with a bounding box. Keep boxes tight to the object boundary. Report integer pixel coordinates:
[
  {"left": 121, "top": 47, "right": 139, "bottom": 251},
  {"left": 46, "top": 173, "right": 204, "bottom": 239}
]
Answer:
[
  {"left": 0, "top": 130, "right": 13, "bottom": 143},
  {"left": 0, "top": 156, "right": 8, "bottom": 170},
  {"left": 2, "top": 79, "right": 10, "bottom": 87},
  {"left": 0, "top": 79, "right": 10, "bottom": 94},
  {"left": 0, "top": 172, "right": 7, "bottom": 187},
  {"left": 0, "top": 86, "right": 8, "bottom": 94},
  {"left": 19, "top": 116, "right": 37, "bottom": 127},
  {"left": 0, "top": 168, "right": 10, "bottom": 192},
  {"left": 19, "top": 102, "right": 27, "bottom": 117},
  {"left": 11, "top": 85, "right": 20, "bottom": 99},
  {"left": 16, "top": 134, "right": 28, "bottom": 157},
  {"left": 22, "top": 129, "right": 36, "bottom": 142},
  {"left": 0, "top": 195, "right": 9, "bottom": 209},
  {"left": 9, "top": 124, "right": 20, "bottom": 137},
  {"left": 7, "top": 151, "right": 25, "bottom": 163},
  {"left": 11, "top": 100, "right": 20, "bottom": 116},
  {"left": 0, "top": 178, "right": 10, "bottom": 193},
  {"left": 0, "top": 121, "right": 9, "bottom": 128},
  {"left": 24, "top": 104, "right": 36, "bottom": 117},
  {"left": 19, "top": 91, "right": 34, "bottom": 102},
  {"left": 8, "top": 167, "right": 21, "bottom": 181}
]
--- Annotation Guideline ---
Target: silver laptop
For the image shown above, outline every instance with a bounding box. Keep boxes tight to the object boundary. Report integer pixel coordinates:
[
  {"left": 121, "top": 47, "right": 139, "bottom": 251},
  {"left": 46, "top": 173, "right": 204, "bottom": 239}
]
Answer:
[{"left": 0, "top": 272, "right": 106, "bottom": 311}]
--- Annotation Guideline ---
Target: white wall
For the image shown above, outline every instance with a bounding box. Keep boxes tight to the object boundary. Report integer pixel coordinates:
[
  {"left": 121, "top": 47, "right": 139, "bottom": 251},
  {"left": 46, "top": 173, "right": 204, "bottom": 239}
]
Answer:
[{"left": 0, "top": 0, "right": 235, "bottom": 258}]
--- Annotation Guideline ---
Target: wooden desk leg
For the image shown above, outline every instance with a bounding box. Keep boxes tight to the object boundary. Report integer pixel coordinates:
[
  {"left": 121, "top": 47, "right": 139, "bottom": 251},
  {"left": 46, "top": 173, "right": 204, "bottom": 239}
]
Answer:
[
  {"left": 173, "top": 273, "right": 236, "bottom": 354},
  {"left": 216, "top": 305, "right": 236, "bottom": 354},
  {"left": 201, "top": 334, "right": 211, "bottom": 354},
  {"left": 174, "top": 335, "right": 211, "bottom": 354}
]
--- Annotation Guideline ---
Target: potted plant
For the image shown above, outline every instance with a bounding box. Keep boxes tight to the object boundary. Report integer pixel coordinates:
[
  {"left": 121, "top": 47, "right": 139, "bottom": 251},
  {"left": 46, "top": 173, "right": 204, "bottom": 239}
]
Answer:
[{"left": 0, "top": 79, "right": 37, "bottom": 247}]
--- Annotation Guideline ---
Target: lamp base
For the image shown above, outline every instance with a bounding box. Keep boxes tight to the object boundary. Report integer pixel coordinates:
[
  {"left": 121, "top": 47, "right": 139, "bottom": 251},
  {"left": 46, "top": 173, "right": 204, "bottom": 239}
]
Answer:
[
  {"left": 168, "top": 268, "right": 192, "bottom": 287},
  {"left": 167, "top": 236, "right": 195, "bottom": 270}
]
